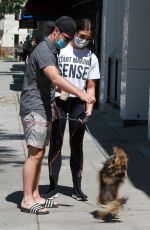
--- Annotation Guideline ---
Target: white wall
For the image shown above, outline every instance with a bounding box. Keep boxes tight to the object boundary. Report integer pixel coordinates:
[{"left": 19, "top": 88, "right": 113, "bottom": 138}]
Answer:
[
  {"left": 1, "top": 14, "right": 28, "bottom": 47},
  {"left": 121, "top": 0, "right": 150, "bottom": 121}
]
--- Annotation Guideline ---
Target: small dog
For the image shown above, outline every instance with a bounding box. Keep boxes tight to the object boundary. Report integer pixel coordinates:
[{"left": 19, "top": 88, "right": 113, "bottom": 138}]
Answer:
[{"left": 97, "top": 146, "right": 128, "bottom": 220}]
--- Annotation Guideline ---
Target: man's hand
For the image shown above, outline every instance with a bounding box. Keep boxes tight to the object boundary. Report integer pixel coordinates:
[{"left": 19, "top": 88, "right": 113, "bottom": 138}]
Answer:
[
  {"left": 43, "top": 66, "right": 96, "bottom": 102},
  {"left": 79, "top": 92, "right": 96, "bottom": 104}
]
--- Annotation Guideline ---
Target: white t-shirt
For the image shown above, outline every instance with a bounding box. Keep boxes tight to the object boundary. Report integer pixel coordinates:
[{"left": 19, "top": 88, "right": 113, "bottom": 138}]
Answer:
[{"left": 55, "top": 43, "right": 100, "bottom": 97}]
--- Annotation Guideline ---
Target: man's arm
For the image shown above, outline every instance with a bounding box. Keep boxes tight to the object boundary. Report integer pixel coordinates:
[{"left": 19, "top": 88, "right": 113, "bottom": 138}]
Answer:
[{"left": 43, "top": 65, "right": 95, "bottom": 104}]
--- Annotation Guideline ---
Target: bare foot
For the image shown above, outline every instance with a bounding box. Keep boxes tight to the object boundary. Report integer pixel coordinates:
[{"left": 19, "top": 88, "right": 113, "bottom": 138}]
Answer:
[
  {"left": 34, "top": 196, "right": 58, "bottom": 207},
  {"left": 33, "top": 196, "right": 46, "bottom": 205},
  {"left": 21, "top": 199, "right": 49, "bottom": 214}
]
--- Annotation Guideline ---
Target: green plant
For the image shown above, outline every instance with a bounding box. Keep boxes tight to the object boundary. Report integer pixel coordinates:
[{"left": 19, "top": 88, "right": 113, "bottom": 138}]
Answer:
[{"left": 0, "top": 0, "right": 26, "bottom": 19}]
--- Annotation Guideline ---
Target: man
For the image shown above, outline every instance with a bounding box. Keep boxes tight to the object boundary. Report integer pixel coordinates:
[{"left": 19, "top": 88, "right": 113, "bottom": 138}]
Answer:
[
  {"left": 16, "top": 41, "right": 23, "bottom": 61},
  {"left": 20, "top": 16, "right": 95, "bottom": 215},
  {"left": 23, "top": 35, "right": 32, "bottom": 63}
]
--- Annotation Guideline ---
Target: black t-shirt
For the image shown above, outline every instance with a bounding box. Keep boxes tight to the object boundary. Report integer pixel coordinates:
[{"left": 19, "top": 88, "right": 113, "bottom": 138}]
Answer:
[{"left": 20, "top": 36, "right": 57, "bottom": 121}]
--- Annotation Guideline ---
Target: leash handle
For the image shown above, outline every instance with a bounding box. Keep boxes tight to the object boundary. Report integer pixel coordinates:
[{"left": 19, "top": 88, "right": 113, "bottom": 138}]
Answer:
[
  {"left": 77, "top": 111, "right": 91, "bottom": 124},
  {"left": 81, "top": 115, "right": 91, "bottom": 124},
  {"left": 60, "top": 113, "right": 91, "bottom": 124}
]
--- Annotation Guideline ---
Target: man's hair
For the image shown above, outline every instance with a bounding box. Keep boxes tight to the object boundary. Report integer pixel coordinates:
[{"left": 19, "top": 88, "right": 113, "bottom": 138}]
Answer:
[{"left": 47, "top": 16, "right": 76, "bottom": 38}]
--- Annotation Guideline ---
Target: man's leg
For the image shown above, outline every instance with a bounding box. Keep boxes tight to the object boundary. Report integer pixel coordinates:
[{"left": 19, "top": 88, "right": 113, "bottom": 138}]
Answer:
[
  {"left": 32, "top": 147, "right": 45, "bottom": 202},
  {"left": 21, "top": 112, "right": 52, "bottom": 211},
  {"left": 21, "top": 145, "right": 48, "bottom": 212}
]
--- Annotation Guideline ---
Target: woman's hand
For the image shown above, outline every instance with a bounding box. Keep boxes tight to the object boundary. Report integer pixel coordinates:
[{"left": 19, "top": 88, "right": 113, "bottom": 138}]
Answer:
[
  {"left": 79, "top": 92, "right": 96, "bottom": 104},
  {"left": 85, "top": 109, "right": 92, "bottom": 116}
]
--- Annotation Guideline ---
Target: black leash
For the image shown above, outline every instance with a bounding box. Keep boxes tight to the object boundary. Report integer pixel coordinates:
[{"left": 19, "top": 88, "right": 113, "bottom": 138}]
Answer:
[{"left": 59, "top": 115, "right": 108, "bottom": 160}]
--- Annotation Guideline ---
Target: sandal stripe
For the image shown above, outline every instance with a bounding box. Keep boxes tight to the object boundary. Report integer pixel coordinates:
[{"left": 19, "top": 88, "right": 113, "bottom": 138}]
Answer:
[
  {"left": 45, "top": 199, "right": 53, "bottom": 208},
  {"left": 30, "top": 203, "right": 43, "bottom": 214}
]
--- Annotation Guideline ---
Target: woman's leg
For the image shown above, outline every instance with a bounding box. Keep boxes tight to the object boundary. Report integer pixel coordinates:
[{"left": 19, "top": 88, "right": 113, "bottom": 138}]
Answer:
[
  {"left": 46, "top": 99, "right": 67, "bottom": 198},
  {"left": 69, "top": 120, "right": 85, "bottom": 177},
  {"left": 69, "top": 99, "right": 87, "bottom": 201}
]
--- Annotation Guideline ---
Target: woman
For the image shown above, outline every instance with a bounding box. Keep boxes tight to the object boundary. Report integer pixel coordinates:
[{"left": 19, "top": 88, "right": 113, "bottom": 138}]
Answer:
[{"left": 46, "top": 18, "right": 100, "bottom": 201}]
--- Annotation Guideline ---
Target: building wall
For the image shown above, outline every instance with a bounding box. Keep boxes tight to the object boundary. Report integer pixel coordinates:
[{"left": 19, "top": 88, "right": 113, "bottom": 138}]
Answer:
[
  {"left": 121, "top": 0, "right": 150, "bottom": 121},
  {"left": 37, "top": 21, "right": 49, "bottom": 39},
  {"left": 100, "top": 0, "right": 124, "bottom": 110}
]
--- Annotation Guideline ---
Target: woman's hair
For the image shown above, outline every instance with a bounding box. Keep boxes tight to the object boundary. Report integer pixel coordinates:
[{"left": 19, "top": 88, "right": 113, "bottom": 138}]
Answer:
[{"left": 76, "top": 18, "right": 93, "bottom": 33}]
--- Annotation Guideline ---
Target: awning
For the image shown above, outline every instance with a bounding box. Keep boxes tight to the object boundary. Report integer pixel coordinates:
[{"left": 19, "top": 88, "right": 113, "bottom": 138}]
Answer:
[{"left": 23, "top": 0, "right": 71, "bottom": 20}]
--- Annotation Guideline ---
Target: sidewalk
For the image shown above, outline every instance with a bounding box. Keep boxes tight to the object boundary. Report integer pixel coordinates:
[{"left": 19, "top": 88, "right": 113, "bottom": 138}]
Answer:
[{"left": 0, "top": 61, "right": 150, "bottom": 230}]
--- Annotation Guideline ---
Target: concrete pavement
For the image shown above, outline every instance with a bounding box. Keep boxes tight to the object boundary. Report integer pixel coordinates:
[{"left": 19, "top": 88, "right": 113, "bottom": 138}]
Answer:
[{"left": 0, "top": 60, "right": 150, "bottom": 230}]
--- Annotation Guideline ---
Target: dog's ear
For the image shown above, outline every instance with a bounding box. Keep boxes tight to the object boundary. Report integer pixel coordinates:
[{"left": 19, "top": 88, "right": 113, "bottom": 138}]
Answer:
[
  {"left": 112, "top": 146, "right": 118, "bottom": 155},
  {"left": 113, "top": 146, "right": 128, "bottom": 158}
]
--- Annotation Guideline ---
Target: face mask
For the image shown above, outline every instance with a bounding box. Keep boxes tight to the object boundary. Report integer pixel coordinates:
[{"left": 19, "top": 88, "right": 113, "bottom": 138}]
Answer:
[
  {"left": 74, "top": 35, "right": 90, "bottom": 48},
  {"left": 55, "top": 39, "right": 67, "bottom": 49}
]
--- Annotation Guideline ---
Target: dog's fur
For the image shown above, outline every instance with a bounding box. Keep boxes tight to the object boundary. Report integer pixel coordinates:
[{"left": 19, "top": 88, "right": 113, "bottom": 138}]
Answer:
[{"left": 97, "top": 146, "right": 128, "bottom": 220}]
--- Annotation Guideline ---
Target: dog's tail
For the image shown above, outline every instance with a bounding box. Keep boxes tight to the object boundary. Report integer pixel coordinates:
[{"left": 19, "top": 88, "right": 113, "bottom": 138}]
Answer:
[{"left": 99, "top": 196, "right": 128, "bottom": 217}]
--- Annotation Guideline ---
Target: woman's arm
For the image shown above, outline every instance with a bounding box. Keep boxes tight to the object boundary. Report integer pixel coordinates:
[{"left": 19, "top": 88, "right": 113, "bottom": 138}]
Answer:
[{"left": 85, "top": 79, "right": 96, "bottom": 115}]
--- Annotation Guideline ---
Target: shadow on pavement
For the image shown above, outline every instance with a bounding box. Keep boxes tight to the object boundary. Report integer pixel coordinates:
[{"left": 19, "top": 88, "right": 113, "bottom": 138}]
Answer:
[
  {"left": 58, "top": 185, "right": 73, "bottom": 196},
  {"left": 0, "top": 149, "right": 24, "bottom": 171},
  {"left": 39, "top": 184, "right": 73, "bottom": 197},
  {"left": 0, "top": 132, "right": 24, "bottom": 140},
  {"left": 9, "top": 64, "right": 26, "bottom": 92},
  {"left": 0, "top": 129, "right": 25, "bottom": 168},
  {"left": 5, "top": 191, "right": 23, "bottom": 205},
  {"left": 6, "top": 185, "right": 73, "bottom": 207},
  {"left": 87, "top": 112, "right": 150, "bottom": 198},
  {"left": 0, "top": 147, "right": 15, "bottom": 153},
  {"left": 10, "top": 64, "right": 26, "bottom": 72},
  {"left": 90, "top": 210, "right": 122, "bottom": 223}
]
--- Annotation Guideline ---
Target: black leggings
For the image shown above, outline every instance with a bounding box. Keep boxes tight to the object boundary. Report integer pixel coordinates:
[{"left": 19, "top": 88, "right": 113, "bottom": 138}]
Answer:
[{"left": 48, "top": 97, "right": 86, "bottom": 179}]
